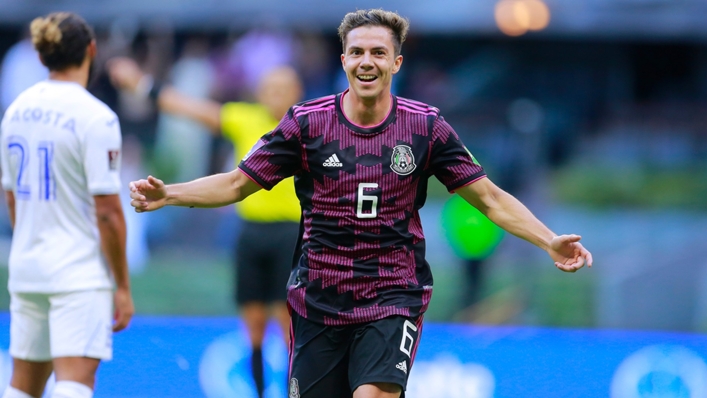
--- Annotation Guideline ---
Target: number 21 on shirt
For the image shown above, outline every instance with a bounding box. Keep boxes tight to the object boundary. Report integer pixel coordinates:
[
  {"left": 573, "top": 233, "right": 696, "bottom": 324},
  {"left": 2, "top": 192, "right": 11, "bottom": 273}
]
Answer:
[{"left": 6, "top": 136, "right": 55, "bottom": 201}]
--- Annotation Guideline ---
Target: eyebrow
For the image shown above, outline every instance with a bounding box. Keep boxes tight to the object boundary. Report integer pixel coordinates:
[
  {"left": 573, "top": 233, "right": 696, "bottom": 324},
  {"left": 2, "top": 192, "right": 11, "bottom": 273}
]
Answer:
[{"left": 348, "top": 46, "right": 388, "bottom": 52}]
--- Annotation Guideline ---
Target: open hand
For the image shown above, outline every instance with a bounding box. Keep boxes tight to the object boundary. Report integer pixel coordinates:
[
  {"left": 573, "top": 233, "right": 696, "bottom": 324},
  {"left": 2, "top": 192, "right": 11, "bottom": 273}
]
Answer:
[
  {"left": 106, "top": 57, "right": 145, "bottom": 93},
  {"left": 130, "top": 175, "right": 167, "bottom": 213},
  {"left": 548, "top": 234, "right": 593, "bottom": 273}
]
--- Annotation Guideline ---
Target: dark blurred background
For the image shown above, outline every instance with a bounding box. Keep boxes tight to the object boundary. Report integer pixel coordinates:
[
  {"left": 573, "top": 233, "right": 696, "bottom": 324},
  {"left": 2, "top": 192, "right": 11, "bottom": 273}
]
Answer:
[{"left": 2, "top": 0, "right": 707, "bottom": 333}]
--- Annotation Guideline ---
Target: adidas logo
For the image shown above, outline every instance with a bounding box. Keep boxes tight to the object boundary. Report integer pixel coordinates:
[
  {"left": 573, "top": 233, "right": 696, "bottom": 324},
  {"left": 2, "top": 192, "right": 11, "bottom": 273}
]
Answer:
[
  {"left": 323, "top": 154, "right": 343, "bottom": 167},
  {"left": 396, "top": 360, "right": 407, "bottom": 374}
]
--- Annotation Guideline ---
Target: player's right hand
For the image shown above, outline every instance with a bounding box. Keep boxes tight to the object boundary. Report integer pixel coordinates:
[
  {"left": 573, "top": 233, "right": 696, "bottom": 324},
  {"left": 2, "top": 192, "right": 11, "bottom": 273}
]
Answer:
[
  {"left": 113, "top": 286, "right": 134, "bottom": 332},
  {"left": 106, "top": 57, "right": 144, "bottom": 93},
  {"left": 130, "top": 175, "right": 167, "bottom": 213}
]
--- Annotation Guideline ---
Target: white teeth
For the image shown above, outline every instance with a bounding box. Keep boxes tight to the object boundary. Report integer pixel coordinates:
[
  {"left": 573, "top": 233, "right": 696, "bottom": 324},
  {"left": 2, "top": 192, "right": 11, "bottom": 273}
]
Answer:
[{"left": 358, "top": 75, "right": 376, "bottom": 81}]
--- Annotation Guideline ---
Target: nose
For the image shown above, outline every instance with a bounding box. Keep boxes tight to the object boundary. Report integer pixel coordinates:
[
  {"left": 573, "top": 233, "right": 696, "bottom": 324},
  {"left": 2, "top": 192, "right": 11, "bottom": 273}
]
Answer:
[{"left": 360, "top": 52, "right": 374, "bottom": 69}]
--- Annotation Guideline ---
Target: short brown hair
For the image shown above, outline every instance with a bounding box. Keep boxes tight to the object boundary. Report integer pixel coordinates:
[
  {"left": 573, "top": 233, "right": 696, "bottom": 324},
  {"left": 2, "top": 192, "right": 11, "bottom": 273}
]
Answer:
[
  {"left": 338, "top": 9, "right": 410, "bottom": 56},
  {"left": 30, "top": 12, "right": 95, "bottom": 71}
]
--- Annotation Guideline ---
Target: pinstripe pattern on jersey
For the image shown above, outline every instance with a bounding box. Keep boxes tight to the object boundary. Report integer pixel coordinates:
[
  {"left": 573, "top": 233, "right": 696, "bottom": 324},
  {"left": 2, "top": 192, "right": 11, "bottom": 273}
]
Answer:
[{"left": 241, "top": 91, "right": 486, "bottom": 325}]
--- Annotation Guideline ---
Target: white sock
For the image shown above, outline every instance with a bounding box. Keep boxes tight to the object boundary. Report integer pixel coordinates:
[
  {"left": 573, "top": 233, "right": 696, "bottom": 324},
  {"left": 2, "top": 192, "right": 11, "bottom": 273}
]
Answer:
[
  {"left": 1, "top": 386, "right": 34, "bottom": 398},
  {"left": 50, "top": 381, "right": 93, "bottom": 398}
]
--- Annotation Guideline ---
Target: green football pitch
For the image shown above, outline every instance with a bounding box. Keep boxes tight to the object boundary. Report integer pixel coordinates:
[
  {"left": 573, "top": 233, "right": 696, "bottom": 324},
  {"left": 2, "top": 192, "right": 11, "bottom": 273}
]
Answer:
[{"left": 0, "top": 248, "right": 593, "bottom": 326}]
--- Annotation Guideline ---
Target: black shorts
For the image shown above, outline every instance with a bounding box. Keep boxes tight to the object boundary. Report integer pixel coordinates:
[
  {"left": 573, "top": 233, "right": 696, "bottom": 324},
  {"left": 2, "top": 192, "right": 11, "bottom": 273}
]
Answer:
[
  {"left": 234, "top": 221, "right": 300, "bottom": 305},
  {"left": 287, "top": 311, "right": 423, "bottom": 398}
]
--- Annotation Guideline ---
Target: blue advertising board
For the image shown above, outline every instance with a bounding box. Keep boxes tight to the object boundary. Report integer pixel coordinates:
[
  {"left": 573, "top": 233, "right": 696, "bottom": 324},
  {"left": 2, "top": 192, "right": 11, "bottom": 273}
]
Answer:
[{"left": 0, "top": 313, "right": 704, "bottom": 397}]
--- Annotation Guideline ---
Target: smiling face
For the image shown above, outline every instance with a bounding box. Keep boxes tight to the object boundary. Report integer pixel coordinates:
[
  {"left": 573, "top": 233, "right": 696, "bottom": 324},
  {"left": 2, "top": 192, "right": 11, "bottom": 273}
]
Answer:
[{"left": 341, "top": 25, "right": 403, "bottom": 103}]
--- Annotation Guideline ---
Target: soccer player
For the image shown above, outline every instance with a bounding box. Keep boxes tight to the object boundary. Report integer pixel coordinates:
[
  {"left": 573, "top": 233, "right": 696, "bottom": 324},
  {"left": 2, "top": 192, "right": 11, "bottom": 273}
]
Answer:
[
  {"left": 0, "top": 12, "right": 133, "bottom": 398},
  {"left": 128, "top": 9, "right": 592, "bottom": 398},
  {"left": 107, "top": 59, "right": 303, "bottom": 397}
]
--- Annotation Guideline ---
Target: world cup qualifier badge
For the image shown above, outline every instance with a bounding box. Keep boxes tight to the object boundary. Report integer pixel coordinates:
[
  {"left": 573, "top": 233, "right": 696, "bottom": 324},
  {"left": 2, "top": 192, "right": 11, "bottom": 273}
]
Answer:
[
  {"left": 108, "top": 150, "right": 120, "bottom": 170},
  {"left": 289, "top": 378, "right": 300, "bottom": 398},
  {"left": 390, "top": 145, "right": 416, "bottom": 175}
]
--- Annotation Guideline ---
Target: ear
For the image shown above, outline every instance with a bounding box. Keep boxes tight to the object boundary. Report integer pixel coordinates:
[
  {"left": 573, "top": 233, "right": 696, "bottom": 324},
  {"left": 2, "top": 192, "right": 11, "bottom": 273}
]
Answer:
[
  {"left": 392, "top": 55, "right": 403, "bottom": 75},
  {"left": 341, "top": 53, "right": 346, "bottom": 70},
  {"left": 87, "top": 39, "right": 97, "bottom": 59}
]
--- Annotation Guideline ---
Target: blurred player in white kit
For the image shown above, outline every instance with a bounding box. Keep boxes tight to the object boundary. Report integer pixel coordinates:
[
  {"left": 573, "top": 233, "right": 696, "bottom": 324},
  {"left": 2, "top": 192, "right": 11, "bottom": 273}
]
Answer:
[{"left": 0, "top": 12, "right": 133, "bottom": 398}]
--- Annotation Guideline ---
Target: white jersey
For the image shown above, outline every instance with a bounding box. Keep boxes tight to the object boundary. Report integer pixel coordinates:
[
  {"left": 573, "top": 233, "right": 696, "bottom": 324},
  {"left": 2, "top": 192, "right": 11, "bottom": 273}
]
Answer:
[{"left": 0, "top": 80, "right": 122, "bottom": 293}]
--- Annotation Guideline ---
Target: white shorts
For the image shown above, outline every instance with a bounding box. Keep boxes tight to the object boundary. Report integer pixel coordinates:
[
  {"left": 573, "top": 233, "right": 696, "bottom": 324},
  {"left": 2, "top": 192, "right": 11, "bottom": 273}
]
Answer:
[{"left": 9, "top": 289, "right": 113, "bottom": 361}]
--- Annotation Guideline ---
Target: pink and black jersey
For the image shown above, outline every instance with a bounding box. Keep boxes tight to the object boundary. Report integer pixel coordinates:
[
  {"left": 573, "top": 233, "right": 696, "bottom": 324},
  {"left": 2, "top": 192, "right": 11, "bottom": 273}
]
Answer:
[{"left": 238, "top": 90, "right": 486, "bottom": 325}]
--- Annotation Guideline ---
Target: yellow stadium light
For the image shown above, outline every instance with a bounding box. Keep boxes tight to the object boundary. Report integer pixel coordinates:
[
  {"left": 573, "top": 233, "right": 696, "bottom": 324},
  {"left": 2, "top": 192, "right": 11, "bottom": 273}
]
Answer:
[
  {"left": 495, "top": 0, "right": 551, "bottom": 37},
  {"left": 495, "top": 0, "right": 528, "bottom": 36},
  {"left": 525, "top": 0, "right": 551, "bottom": 31}
]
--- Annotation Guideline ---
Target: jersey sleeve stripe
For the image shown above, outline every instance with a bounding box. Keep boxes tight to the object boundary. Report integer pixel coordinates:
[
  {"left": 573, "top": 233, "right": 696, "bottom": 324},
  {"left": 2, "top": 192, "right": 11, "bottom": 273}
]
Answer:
[
  {"left": 448, "top": 173, "right": 487, "bottom": 193},
  {"left": 397, "top": 97, "right": 439, "bottom": 115},
  {"left": 237, "top": 165, "right": 271, "bottom": 191},
  {"left": 293, "top": 96, "right": 336, "bottom": 118},
  {"left": 397, "top": 105, "right": 438, "bottom": 116}
]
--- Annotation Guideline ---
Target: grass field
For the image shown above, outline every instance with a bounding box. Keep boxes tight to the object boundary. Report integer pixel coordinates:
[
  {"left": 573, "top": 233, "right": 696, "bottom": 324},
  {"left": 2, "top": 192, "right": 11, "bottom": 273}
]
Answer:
[{"left": 0, "top": 247, "right": 594, "bottom": 327}]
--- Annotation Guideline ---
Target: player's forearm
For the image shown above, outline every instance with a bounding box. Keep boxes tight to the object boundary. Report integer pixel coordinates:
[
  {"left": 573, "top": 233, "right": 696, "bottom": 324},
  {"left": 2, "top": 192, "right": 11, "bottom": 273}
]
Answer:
[
  {"left": 457, "top": 180, "right": 556, "bottom": 251},
  {"left": 164, "top": 170, "right": 246, "bottom": 208},
  {"left": 96, "top": 207, "right": 130, "bottom": 290},
  {"left": 157, "top": 87, "right": 222, "bottom": 134},
  {"left": 480, "top": 190, "right": 556, "bottom": 251}
]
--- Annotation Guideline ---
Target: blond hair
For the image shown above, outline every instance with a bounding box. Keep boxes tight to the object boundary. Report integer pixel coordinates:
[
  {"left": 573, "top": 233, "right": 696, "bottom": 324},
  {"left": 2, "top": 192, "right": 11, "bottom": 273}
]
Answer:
[
  {"left": 338, "top": 9, "right": 410, "bottom": 56},
  {"left": 29, "top": 12, "right": 94, "bottom": 71}
]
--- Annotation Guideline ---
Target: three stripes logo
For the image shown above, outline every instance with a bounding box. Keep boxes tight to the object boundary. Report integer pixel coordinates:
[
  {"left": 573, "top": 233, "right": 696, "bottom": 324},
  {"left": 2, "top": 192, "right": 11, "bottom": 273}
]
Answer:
[
  {"left": 323, "top": 154, "right": 343, "bottom": 167},
  {"left": 396, "top": 360, "right": 408, "bottom": 374}
]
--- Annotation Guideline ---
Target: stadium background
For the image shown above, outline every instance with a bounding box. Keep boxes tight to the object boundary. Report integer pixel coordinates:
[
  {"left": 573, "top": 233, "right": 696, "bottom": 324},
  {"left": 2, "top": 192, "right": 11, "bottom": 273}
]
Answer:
[{"left": 1, "top": 0, "right": 707, "bottom": 396}]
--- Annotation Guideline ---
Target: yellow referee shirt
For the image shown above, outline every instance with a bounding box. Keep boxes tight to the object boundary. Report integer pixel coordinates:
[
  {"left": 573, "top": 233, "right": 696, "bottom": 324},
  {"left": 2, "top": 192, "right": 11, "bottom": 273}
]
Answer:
[{"left": 221, "top": 102, "right": 300, "bottom": 222}]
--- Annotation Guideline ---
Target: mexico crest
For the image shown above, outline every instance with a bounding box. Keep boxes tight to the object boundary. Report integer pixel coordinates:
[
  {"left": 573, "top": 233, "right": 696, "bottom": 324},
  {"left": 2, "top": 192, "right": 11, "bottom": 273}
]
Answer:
[
  {"left": 390, "top": 145, "right": 416, "bottom": 175},
  {"left": 289, "top": 378, "right": 300, "bottom": 398}
]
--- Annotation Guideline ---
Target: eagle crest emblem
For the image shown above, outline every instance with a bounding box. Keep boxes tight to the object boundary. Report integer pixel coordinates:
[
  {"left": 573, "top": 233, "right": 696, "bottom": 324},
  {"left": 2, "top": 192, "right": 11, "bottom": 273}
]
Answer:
[{"left": 390, "top": 145, "right": 416, "bottom": 175}]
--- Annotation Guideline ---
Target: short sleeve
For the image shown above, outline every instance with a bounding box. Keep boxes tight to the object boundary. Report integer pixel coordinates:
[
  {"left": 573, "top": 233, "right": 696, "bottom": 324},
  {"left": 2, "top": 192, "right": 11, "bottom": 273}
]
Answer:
[
  {"left": 238, "top": 109, "right": 302, "bottom": 190},
  {"left": 83, "top": 113, "right": 122, "bottom": 195},
  {"left": 428, "top": 116, "right": 486, "bottom": 192}
]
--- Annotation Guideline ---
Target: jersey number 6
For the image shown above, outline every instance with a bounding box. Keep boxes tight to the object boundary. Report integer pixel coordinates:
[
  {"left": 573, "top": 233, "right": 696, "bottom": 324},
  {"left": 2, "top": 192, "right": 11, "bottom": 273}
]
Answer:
[
  {"left": 399, "top": 319, "right": 418, "bottom": 358},
  {"left": 356, "top": 182, "right": 379, "bottom": 219}
]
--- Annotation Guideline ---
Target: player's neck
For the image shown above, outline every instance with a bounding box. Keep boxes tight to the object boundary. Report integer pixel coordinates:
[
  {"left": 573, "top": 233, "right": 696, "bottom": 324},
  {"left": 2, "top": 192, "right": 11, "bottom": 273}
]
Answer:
[
  {"left": 48, "top": 58, "right": 91, "bottom": 88},
  {"left": 342, "top": 89, "right": 392, "bottom": 127}
]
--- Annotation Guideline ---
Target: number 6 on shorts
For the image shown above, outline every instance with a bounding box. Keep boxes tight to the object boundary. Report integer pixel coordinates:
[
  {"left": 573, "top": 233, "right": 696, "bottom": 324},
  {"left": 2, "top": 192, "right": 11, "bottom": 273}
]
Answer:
[{"left": 399, "top": 319, "right": 418, "bottom": 357}]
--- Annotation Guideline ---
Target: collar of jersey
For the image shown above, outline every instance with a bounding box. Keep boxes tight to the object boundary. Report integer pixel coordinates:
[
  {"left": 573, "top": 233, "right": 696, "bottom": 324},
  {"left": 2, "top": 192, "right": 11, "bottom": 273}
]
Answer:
[{"left": 336, "top": 90, "right": 397, "bottom": 135}]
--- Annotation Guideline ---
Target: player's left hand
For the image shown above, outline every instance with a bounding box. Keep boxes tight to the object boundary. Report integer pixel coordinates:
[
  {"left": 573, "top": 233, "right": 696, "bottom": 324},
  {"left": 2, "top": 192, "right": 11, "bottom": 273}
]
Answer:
[
  {"left": 548, "top": 234, "right": 593, "bottom": 273},
  {"left": 113, "top": 286, "right": 134, "bottom": 332}
]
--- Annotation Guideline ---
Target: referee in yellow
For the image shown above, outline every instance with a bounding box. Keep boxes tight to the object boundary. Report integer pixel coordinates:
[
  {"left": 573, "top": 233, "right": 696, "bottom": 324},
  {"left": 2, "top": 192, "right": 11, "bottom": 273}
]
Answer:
[{"left": 108, "top": 58, "right": 302, "bottom": 398}]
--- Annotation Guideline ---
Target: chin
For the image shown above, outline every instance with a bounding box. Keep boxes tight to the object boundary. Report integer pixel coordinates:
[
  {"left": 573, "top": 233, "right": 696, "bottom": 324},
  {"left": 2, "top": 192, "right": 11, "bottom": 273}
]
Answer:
[{"left": 352, "top": 86, "right": 381, "bottom": 99}]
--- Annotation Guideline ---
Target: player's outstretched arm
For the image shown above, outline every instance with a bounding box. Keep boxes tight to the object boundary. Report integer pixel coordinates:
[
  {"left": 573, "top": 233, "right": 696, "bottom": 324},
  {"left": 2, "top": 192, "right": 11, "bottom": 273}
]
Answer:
[
  {"left": 456, "top": 177, "right": 593, "bottom": 272},
  {"left": 129, "top": 169, "right": 261, "bottom": 213},
  {"left": 94, "top": 194, "right": 134, "bottom": 331},
  {"left": 107, "top": 57, "right": 222, "bottom": 134}
]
